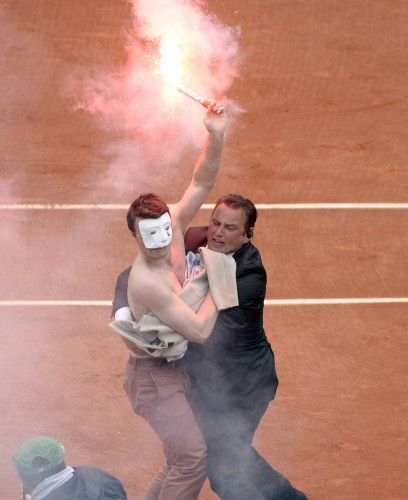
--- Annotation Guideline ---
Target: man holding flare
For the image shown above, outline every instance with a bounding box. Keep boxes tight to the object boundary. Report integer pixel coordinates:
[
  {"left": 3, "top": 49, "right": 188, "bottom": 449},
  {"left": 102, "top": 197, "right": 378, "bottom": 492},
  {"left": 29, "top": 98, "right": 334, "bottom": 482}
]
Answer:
[{"left": 112, "top": 100, "right": 229, "bottom": 500}]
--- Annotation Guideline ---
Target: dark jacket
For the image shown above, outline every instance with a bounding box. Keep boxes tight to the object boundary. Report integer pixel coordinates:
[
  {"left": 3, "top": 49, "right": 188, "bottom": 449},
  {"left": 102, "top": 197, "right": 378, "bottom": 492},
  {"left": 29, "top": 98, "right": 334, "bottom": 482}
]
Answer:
[
  {"left": 183, "top": 228, "right": 279, "bottom": 408},
  {"left": 36, "top": 466, "right": 127, "bottom": 500}
]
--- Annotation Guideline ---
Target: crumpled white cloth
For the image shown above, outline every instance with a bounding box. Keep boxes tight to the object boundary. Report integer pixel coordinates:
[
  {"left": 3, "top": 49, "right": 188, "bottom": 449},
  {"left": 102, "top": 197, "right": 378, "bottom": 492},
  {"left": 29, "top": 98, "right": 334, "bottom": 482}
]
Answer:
[
  {"left": 184, "top": 251, "right": 204, "bottom": 281},
  {"left": 30, "top": 466, "right": 74, "bottom": 500}
]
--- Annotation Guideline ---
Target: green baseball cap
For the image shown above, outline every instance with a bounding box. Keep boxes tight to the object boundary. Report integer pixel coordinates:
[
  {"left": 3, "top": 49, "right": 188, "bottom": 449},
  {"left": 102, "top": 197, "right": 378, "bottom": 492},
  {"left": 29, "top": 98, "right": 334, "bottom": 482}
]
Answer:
[{"left": 13, "top": 436, "right": 65, "bottom": 475}]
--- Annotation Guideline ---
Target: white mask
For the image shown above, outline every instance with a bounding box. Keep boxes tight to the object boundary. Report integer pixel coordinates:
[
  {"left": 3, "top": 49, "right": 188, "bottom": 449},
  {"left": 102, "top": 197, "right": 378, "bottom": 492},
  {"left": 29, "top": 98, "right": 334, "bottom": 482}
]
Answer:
[{"left": 138, "top": 212, "right": 172, "bottom": 249}]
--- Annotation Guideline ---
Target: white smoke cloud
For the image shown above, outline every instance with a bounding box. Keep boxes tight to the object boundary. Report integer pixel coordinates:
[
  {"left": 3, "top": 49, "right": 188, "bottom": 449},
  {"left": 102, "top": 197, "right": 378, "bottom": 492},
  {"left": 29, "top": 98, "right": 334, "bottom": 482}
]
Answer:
[{"left": 67, "top": 0, "right": 242, "bottom": 183}]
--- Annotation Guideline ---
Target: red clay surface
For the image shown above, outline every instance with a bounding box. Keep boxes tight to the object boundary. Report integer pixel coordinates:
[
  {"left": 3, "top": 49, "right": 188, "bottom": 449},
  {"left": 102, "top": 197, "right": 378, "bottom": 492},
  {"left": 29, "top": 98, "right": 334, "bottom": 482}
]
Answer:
[{"left": 1, "top": 1, "right": 408, "bottom": 499}]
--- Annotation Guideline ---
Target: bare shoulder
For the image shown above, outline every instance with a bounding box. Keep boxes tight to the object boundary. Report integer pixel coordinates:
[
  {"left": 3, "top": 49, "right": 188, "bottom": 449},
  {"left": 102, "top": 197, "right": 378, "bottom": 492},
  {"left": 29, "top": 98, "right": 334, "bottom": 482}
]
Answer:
[
  {"left": 128, "top": 263, "right": 155, "bottom": 297},
  {"left": 129, "top": 263, "right": 173, "bottom": 308}
]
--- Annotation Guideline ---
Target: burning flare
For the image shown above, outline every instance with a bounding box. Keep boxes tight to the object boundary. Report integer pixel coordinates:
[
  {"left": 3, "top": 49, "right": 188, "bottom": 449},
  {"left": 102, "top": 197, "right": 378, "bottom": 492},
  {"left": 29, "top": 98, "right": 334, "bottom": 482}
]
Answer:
[
  {"left": 158, "top": 35, "right": 210, "bottom": 108},
  {"left": 159, "top": 36, "right": 183, "bottom": 87}
]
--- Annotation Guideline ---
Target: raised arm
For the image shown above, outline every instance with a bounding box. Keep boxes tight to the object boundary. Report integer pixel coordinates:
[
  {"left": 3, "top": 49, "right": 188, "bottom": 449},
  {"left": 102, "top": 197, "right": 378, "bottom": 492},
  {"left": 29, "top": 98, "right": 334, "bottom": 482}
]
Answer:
[
  {"left": 172, "top": 101, "right": 227, "bottom": 232},
  {"left": 129, "top": 276, "right": 218, "bottom": 344}
]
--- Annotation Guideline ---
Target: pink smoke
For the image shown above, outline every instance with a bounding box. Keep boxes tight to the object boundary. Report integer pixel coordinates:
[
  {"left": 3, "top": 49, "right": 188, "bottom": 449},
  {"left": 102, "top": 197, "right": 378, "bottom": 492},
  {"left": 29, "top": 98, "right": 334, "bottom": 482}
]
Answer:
[{"left": 70, "top": 0, "right": 241, "bottom": 173}]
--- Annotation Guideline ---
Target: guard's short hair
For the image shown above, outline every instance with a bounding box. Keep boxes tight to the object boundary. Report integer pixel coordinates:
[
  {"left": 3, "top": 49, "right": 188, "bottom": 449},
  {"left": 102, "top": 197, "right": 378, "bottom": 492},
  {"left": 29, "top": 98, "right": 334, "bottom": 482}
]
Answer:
[
  {"left": 127, "top": 193, "right": 170, "bottom": 235},
  {"left": 213, "top": 194, "right": 257, "bottom": 235}
]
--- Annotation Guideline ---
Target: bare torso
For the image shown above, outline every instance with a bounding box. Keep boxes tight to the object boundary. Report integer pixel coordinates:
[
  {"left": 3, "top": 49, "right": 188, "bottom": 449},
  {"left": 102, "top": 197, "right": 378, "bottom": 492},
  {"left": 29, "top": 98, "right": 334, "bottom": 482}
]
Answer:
[
  {"left": 125, "top": 220, "right": 185, "bottom": 357},
  {"left": 128, "top": 257, "right": 183, "bottom": 321}
]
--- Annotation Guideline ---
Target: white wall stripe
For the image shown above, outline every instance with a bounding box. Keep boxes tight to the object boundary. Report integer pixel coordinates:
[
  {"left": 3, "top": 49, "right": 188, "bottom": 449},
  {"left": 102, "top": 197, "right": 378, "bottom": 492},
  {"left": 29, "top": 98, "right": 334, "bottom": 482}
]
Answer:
[
  {"left": 1, "top": 298, "right": 407, "bottom": 307},
  {"left": 0, "top": 203, "right": 408, "bottom": 210}
]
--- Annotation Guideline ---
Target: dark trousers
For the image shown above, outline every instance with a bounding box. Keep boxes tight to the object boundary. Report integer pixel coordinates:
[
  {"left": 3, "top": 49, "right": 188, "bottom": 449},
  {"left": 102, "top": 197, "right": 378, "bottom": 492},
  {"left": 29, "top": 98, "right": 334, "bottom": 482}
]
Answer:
[{"left": 190, "top": 396, "right": 306, "bottom": 500}]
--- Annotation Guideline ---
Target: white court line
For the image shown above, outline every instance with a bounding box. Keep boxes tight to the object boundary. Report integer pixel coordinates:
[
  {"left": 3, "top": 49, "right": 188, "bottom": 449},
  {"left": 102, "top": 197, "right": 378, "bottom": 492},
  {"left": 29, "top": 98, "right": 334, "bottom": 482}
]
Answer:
[
  {"left": 1, "top": 298, "right": 408, "bottom": 307},
  {"left": 0, "top": 301, "right": 112, "bottom": 306},
  {"left": 264, "top": 298, "right": 408, "bottom": 305},
  {"left": 1, "top": 203, "right": 408, "bottom": 210}
]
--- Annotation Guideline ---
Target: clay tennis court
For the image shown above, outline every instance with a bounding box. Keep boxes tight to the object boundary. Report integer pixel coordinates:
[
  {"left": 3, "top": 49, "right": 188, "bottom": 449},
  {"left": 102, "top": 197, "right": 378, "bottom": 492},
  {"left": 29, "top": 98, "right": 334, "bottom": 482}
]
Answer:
[{"left": 1, "top": 1, "right": 407, "bottom": 499}]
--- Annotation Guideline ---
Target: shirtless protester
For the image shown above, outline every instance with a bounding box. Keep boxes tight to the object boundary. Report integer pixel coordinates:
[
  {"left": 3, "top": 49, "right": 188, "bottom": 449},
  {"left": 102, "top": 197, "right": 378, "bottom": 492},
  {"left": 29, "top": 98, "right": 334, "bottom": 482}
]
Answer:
[{"left": 120, "top": 101, "right": 226, "bottom": 500}]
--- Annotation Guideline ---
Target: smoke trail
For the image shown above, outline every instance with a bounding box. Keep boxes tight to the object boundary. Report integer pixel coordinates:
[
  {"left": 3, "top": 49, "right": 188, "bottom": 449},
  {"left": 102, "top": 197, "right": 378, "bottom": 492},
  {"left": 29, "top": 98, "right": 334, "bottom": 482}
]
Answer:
[{"left": 68, "top": 0, "right": 241, "bottom": 186}]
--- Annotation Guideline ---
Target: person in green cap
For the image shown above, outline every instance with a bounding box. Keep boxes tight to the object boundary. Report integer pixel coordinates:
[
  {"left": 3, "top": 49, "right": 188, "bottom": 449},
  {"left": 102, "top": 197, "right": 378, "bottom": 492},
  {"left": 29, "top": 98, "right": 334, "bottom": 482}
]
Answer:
[{"left": 12, "top": 436, "right": 127, "bottom": 500}]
